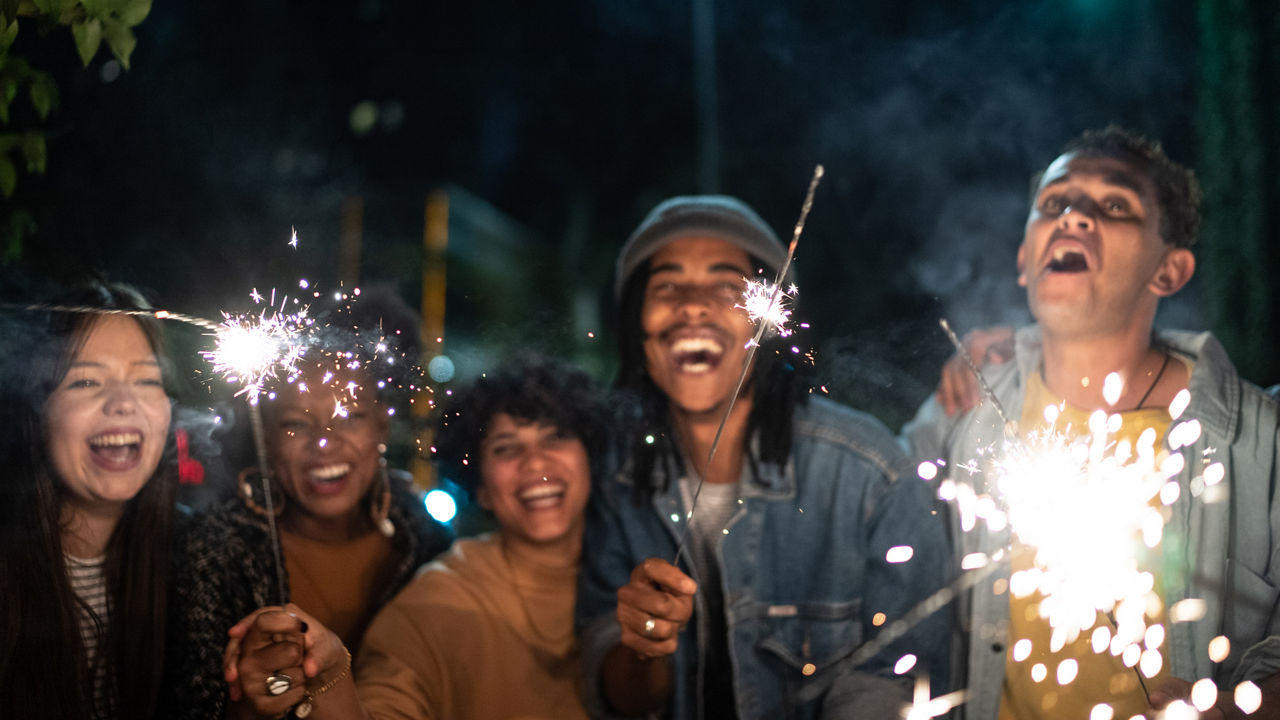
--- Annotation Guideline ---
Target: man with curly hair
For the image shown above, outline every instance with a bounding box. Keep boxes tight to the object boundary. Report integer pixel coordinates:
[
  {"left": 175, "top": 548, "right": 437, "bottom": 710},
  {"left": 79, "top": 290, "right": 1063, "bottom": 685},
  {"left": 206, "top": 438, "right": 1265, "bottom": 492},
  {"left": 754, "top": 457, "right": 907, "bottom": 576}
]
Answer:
[{"left": 904, "top": 127, "right": 1280, "bottom": 718}]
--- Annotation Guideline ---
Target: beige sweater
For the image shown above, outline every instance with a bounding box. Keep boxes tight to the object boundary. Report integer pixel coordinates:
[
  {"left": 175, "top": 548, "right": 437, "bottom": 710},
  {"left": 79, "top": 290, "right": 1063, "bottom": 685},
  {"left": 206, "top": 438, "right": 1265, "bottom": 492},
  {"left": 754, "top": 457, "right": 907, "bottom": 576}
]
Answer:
[{"left": 355, "top": 533, "right": 587, "bottom": 720}]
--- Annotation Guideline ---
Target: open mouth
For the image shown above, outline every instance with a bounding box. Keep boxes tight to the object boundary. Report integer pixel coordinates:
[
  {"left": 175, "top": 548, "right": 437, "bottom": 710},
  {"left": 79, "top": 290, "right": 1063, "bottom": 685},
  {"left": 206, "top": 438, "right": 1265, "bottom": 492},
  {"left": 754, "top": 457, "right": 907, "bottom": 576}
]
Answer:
[
  {"left": 89, "top": 431, "right": 142, "bottom": 466},
  {"left": 308, "top": 463, "right": 351, "bottom": 486},
  {"left": 1046, "top": 245, "right": 1089, "bottom": 274},
  {"left": 518, "top": 480, "right": 566, "bottom": 510},
  {"left": 670, "top": 337, "right": 725, "bottom": 374}
]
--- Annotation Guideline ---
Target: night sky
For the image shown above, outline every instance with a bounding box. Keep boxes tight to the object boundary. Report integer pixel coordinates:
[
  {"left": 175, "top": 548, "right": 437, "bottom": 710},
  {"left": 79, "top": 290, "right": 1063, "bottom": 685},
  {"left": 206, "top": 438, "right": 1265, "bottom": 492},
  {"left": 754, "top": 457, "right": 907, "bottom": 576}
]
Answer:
[{"left": 3, "top": 0, "right": 1275, "bottom": 431}]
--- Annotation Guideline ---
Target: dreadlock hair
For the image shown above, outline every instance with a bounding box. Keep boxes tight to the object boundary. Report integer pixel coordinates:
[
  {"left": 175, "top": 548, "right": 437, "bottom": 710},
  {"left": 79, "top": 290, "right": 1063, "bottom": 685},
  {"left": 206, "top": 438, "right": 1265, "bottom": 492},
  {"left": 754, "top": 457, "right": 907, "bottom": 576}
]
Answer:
[
  {"left": 614, "top": 257, "right": 812, "bottom": 506},
  {"left": 431, "top": 354, "right": 613, "bottom": 501},
  {"left": 1031, "top": 125, "right": 1201, "bottom": 250},
  {"left": 0, "top": 281, "right": 177, "bottom": 720}
]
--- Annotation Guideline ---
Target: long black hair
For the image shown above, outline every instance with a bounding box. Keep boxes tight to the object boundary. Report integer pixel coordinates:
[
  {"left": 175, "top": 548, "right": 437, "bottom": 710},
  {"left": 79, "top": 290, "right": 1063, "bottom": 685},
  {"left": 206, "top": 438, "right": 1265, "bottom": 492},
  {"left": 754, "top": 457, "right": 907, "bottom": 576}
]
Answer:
[
  {"left": 614, "top": 258, "right": 812, "bottom": 505},
  {"left": 0, "top": 281, "right": 177, "bottom": 720}
]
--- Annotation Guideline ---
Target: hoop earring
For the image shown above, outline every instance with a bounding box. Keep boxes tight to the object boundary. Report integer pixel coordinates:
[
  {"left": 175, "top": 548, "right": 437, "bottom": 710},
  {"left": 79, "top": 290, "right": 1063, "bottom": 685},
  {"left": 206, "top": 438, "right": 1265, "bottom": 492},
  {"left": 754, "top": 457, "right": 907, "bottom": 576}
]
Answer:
[
  {"left": 239, "top": 467, "right": 285, "bottom": 518},
  {"left": 371, "top": 443, "right": 394, "bottom": 538}
]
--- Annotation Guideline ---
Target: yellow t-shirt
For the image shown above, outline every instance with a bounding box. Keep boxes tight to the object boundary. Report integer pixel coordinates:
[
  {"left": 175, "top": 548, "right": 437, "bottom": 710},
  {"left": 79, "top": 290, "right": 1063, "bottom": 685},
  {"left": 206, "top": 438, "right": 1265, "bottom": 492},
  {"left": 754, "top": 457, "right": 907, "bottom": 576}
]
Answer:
[{"left": 999, "top": 371, "right": 1172, "bottom": 720}]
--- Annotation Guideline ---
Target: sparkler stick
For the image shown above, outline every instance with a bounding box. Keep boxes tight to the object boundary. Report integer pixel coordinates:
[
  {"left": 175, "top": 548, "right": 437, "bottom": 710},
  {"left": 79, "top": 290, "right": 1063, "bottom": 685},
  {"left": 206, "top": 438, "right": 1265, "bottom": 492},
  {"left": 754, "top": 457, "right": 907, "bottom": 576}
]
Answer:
[
  {"left": 204, "top": 293, "right": 312, "bottom": 606},
  {"left": 247, "top": 401, "right": 288, "bottom": 605},
  {"left": 672, "top": 164, "right": 823, "bottom": 568},
  {"left": 938, "top": 318, "right": 1011, "bottom": 430},
  {"left": 843, "top": 558, "right": 1000, "bottom": 671},
  {"left": 0, "top": 302, "right": 221, "bottom": 331}
]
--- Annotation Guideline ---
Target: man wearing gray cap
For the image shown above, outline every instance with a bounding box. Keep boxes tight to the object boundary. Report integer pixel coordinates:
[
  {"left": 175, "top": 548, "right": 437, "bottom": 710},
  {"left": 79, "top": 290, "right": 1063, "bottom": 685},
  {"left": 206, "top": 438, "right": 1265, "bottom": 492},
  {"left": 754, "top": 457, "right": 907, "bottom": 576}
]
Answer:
[{"left": 575, "top": 195, "right": 952, "bottom": 719}]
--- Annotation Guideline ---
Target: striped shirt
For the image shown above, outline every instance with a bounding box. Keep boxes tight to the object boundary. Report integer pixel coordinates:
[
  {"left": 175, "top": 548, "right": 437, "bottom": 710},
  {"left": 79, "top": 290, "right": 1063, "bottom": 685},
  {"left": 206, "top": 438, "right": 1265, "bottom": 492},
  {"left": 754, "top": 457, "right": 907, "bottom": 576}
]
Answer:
[{"left": 66, "top": 553, "right": 110, "bottom": 718}]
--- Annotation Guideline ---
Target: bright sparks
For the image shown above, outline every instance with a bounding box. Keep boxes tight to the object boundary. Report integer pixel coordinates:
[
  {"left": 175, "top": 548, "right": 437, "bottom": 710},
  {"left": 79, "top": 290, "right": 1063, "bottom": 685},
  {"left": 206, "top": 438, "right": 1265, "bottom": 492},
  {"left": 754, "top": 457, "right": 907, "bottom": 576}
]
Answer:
[
  {"left": 943, "top": 389, "right": 1211, "bottom": 681},
  {"left": 739, "top": 278, "right": 796, "bottom": 338},
  {"left": 203, "top": 299, "right": 310, "bottom": 401}
]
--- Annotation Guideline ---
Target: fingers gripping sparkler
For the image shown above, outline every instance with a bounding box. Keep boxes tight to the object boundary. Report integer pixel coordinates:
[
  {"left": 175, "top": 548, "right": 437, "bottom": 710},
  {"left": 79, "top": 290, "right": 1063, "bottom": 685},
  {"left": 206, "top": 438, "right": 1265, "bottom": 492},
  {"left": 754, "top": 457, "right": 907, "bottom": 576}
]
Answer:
[{"left": 671, "top": 164, "right": 823, "bottom": 568}]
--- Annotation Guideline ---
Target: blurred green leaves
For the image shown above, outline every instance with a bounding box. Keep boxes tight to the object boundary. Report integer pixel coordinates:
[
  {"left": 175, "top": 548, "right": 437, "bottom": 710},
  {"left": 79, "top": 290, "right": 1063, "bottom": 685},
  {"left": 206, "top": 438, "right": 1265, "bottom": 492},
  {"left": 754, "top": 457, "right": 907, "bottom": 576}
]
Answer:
[{"left": 1, "top": 0, "right": 149, "bottom": 260}]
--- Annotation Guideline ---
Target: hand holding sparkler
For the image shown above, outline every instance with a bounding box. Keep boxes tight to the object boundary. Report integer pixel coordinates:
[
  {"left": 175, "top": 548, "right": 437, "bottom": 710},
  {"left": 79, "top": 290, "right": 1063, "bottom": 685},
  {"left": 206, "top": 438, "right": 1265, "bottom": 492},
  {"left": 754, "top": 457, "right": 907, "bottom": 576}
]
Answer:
[{"left": 615, "top": 558, "right": 697, "bottom": 659}]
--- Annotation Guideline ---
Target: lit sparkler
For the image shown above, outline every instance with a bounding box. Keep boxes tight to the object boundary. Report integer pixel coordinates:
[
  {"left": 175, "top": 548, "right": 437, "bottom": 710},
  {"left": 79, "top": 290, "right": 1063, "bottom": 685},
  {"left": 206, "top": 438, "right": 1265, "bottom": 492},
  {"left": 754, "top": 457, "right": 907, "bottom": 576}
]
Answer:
[
  {"left": 672, "top": 164, "right": 823, "bottom": 567},
  {"left": 203, "top": 288, "right": 316, "bottom": 605},
  {"left": 990, "top": 399, "right": 1177, "bottom": 651},
  {"left": 201, "top": 292, "right": 311, "bottom": 402},
  {"left": 933, "top": 320, "right": 1208, "bottom": 705},
  {"left": 739, "top": 279, "right": 797, "bottom": 339}
]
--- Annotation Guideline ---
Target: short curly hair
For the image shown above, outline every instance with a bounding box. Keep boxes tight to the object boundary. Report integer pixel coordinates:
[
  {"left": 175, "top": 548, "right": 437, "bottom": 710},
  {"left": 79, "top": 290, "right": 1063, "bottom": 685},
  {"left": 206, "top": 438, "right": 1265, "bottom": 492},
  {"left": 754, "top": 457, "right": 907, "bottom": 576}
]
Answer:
[
  {"left": 431, "top": 355, "right": 613, "bottom": 499},
  {"left": 1031, "top": 125, "right": 1201, "bottom": 249}
]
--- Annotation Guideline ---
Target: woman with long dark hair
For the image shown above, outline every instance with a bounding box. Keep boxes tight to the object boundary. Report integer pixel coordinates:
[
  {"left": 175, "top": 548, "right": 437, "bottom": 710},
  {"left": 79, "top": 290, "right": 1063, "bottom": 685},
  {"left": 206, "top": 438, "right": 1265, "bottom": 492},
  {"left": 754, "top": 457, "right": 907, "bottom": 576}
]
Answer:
[{"left": 0, "top": 282, "right": 177, "bottom": 720}]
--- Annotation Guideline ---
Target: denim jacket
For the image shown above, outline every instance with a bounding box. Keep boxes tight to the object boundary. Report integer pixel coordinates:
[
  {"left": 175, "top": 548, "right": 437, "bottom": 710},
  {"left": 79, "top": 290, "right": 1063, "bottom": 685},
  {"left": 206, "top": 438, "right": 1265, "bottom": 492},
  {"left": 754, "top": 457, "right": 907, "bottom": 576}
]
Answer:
[
  {"left": 577, "top": 396, "right": 952, "bottom": 720},
  {"left": 902, "top": 326, "right": 1280, "bottom": 719}
]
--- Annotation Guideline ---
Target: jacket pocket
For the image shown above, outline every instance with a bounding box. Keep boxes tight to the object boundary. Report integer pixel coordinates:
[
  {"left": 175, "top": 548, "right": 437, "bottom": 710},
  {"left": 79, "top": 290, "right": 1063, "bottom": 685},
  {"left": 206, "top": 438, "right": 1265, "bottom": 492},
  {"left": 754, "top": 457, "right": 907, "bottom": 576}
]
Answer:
[
  {"left": 1228, "top": 563, "right": 1280, "bottom": 645},
  {"left": 754, "top": 599, "right": 863, "bottom": 677}
]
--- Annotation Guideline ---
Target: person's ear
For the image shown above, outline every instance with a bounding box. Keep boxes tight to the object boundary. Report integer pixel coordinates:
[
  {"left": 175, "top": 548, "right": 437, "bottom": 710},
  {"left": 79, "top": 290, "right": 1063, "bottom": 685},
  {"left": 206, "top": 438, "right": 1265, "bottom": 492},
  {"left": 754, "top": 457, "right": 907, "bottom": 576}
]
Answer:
[
  {"left": 1150, "top": 247, "right": 1195, "bottom": 297},
  {"left": 1016, "top": 242, "right": 1029, "bottom": 287}
]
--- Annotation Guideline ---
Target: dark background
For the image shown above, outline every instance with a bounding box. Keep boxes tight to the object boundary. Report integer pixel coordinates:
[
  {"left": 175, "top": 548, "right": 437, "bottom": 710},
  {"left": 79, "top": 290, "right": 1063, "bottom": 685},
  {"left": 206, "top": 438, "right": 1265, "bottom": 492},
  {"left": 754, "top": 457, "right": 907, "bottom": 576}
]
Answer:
[{"left": 3, "top": 0, "right": 1278, "bottom": 436}]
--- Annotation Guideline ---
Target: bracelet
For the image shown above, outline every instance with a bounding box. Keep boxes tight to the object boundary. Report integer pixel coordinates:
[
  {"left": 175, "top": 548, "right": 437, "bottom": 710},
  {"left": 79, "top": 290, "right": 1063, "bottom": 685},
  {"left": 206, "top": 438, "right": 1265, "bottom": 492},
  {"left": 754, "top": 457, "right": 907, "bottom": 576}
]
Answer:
[
  {"left": 314, "top": 647, "right": 352, "bottom": 697},
  {"left": 291, "top": 648, "right": 352, "bottom": 719}
]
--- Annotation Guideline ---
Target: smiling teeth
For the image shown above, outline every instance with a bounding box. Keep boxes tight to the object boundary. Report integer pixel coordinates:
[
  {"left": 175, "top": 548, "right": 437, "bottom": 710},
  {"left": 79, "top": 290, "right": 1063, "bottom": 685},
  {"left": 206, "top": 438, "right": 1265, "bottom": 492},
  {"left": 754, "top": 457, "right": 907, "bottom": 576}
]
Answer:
[
  {"left": 310, "top": 464, "right": 350, "bottom": 480},
  {"left": 90, "top": 433, "right": 141, "bottom": 447},
  {"left": 671, "top": 337, "right": 724, "bottom": 355},
  {"left": 519, "top": 484, "right": 564, "bottom": 501}
]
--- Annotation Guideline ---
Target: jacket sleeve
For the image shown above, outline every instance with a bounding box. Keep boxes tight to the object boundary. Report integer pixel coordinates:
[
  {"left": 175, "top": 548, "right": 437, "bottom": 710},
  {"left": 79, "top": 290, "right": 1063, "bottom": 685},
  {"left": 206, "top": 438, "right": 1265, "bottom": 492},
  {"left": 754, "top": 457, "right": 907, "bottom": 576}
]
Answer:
[
  {"left": 575, "top": 479, "right": 647, "bottom": 719},
  {"left": 899, "top": 393, "right": 963, "bottom": 465},
  {"left": 356, "top": 585, "right": 446, "bottom": 720},
  {"left": 859, "top": 461, "right": 954, "bottom": 695},
  {"left": 159, "top": 516, "right": 262, "bottom": 720},
  {"left": 1229, "top": 390, "right": 1280, "bottom": 685}
]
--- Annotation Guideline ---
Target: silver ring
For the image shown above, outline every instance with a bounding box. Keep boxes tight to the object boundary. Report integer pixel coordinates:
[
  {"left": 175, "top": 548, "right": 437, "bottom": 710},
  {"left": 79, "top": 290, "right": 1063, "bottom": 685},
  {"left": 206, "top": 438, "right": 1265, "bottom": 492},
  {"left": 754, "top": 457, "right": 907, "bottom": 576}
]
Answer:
[
  {"left": 266, "top": 672, "right": 293, "bottom": 696},
  {"left": 643, "top": 617, "right": 656, "bottom": 637}
]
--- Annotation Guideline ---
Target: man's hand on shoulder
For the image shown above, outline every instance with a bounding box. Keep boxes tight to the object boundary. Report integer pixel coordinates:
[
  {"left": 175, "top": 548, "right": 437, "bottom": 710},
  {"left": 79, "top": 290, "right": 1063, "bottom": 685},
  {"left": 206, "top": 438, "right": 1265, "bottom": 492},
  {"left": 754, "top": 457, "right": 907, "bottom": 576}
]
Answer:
[{"left": 936, "top": 325, "right": 1015, "bottom": 416}]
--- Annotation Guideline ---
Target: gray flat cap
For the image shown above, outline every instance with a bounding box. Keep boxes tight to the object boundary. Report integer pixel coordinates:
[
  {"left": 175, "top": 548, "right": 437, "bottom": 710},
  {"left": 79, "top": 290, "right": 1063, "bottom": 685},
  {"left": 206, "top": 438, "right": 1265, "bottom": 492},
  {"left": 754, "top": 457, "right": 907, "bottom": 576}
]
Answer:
[{"left": 614, "top": 195, "right": 786, "bottom": 299}]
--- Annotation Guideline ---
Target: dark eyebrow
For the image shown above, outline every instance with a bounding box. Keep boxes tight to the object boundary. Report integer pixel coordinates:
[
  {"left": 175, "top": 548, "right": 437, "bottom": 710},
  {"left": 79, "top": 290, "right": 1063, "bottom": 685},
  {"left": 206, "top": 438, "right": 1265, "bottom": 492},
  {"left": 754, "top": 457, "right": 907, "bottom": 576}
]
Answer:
[
  {"left": 650, "top": 262, "right": 682, "bottom": 276},
  {"left": 709, "top": 261, "right": 751, "bottom": 276}
]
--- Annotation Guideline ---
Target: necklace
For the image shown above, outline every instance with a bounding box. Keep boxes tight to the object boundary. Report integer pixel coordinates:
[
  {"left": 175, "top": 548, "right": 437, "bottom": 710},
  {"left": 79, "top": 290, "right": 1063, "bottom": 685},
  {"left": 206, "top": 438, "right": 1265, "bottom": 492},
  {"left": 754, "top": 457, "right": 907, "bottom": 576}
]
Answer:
[
  {"left": 499, "top": 539, "right": 576, "bottom": 647},
  {"left": 1131, "top": 352, "right": 1171, "bottom": 411}
]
